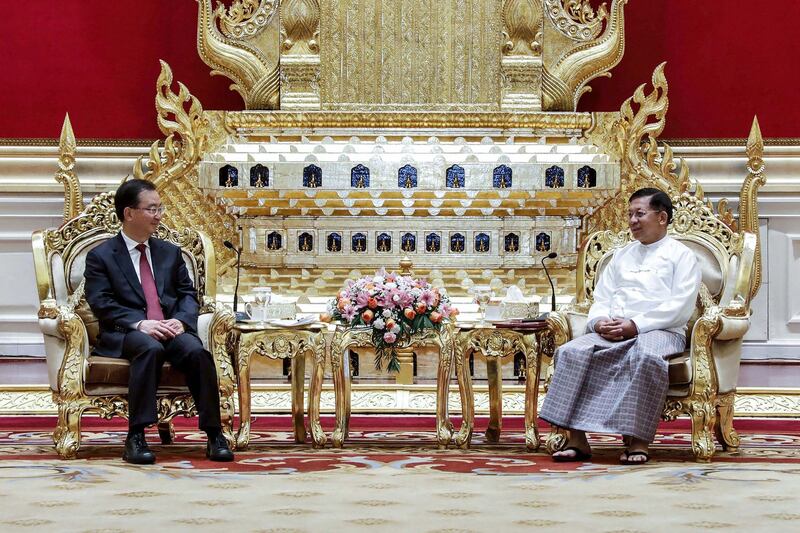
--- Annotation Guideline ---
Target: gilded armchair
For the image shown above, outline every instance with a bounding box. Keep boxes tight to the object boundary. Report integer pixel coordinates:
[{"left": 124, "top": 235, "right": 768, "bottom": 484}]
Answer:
[
  {"left": 544, "top": 191, "right": 761, "bottom": 462},
  {"left": 31, "top": 192, "right": 236, "bottom": 459}
]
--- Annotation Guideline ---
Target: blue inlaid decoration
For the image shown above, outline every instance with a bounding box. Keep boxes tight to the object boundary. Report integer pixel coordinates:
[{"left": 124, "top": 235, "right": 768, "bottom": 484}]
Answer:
[
  {"left": 425, "top": 233, "right": 441, "bottom": 253},
  {"left": 327, "top": 232, "right": 342, "bottom": 252},
  {"left": 398, "top": 164, "right": 418, "bottom": 188},
  {"left": 267, "top": 231, "right": 282, "bottom": 251},
  {"left": 351, "top": 164, "right": 370, "bottom": 188},
  {"left": 298, "top": 232, "right": 313, "bottom": 252},
  {"left": 504, "top": 233, "right": 520, "bottom": 253},
  {"left": 401, "top": 233, "right": 416, "bottom": 252},
  {"left": 376, "top": 233, "right": 392, "bottom": 252},
  {"left": 446, "top": 165, "right": 465, "bottom": 188},
  {"left": 219, "top": 165, "right": 238, "bottom": 187},
  {"left": 493, "top": 165, "right": 512, "bottom": 188},
  {"left": 577, "top": 165, "right": 597, "bottom": 188},
  {"left": 303, "top": 164, "right": 322, "bottom": 188},
  {"left": 474, "top": 233, "right": 490, "bottom": 253},
  {"left": 351, "top": 232, "right": 367, "bottom": 253},
  {"left": 545, "top": 166, "right": 565, "bottom": 188},
  {"left": 535, "top": 232, "right": 551, "bottom": 252},
  {"left": 450, "top": 233, "right": 465, "bottom": 253},
  {"left": 250, "top": 164, "right": 269, "bottom": 187}
]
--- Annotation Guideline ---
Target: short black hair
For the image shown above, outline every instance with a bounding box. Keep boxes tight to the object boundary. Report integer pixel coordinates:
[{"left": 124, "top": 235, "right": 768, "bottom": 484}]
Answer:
[
  {"left": 629, "top": 187, "right": 673, "bottom": 224},
  {"left": 115, "top": 179, "right": 157, "bottom": 221}
]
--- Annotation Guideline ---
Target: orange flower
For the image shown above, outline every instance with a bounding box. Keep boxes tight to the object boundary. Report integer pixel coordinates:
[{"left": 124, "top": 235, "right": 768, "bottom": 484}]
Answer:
[
  {"left": 385, "top": 318, "right": 396, "bottom": 330},
  {"left": 320, "top": 313, "right": 332, "bottom": 323},
  {"left": 368, "top": 297, "right": 379, "bottom": 309},
  {"left": 430, "top": 311, "right": 442, "bottom": 323},
  {"left": 362, "top": 309, "right": 374, "bottom": 323},
  {"left": 337, "top": 298, "right": 350, "bottom": 310},
  {"left": 403, "top": 307, "right": 416, "bottom": 320},
  {"left": 415, "top": 302, "right": 427, "bottom": 314}
]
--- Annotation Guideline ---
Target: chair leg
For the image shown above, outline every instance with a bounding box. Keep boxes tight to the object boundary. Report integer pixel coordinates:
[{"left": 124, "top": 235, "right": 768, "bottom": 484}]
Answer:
[
  {"left": 545, "top": 425, "right": 568, "bottom": 455},
  {"left": 157, "top": 421, "right": 175, "bottom": 444},
  {"left": 715, "top": 394, "right": 740, "bottom": 452},
  {"left": 54, "top": 401, "right": 86, "bottom": 459},
  {"left": 689, "top": 401, "right": 717, "bottom": 462}
]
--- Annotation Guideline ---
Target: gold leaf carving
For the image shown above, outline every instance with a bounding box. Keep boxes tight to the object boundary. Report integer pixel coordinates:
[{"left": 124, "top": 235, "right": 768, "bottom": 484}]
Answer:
[
  {"left": 196, "top": 0, "right": 280, "bottom": 109},
  {"left": 542, "top": 0, "right": 626, "bottom": 111},
  {"left": 54, "top": 113, "right": 82, "bottom": 222},
  {"left": 544, "top": 0, "right": 607, "bottom": 41},
  {"left": 503, "top": 0, "right": 544, "bottom": 55}
]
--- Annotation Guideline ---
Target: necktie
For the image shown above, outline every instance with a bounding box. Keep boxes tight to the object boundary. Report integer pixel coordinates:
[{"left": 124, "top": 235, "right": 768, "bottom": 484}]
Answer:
[{"left": 136, "top": 243, "right": 164, "bottom": 320}]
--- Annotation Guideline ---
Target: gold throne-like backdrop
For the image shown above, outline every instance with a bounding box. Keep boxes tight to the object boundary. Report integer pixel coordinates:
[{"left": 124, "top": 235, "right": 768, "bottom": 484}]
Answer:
[{"left": 53, "top": 0, "right": 764, "bottom": 310}]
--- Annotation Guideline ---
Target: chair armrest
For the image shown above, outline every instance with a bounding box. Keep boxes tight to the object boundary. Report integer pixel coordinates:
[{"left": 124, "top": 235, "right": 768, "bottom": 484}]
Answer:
[
  {"left": 198, "top": 299, "right": 236, "bottom": 402},
  {"left": 38, "top": 303, "right": 90, "bottom": 398}
]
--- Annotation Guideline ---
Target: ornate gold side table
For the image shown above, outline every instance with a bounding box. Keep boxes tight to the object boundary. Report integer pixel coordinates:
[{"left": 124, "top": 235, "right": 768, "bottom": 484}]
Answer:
[
  {"left": 325, "top": 322, "right": 457, "bottom": 448},
  {"left": 452, "top": 321, "right": 550, "bottom": 451},
  {"left": 229, "top": 322, "right": 327, "bottom": 449}
]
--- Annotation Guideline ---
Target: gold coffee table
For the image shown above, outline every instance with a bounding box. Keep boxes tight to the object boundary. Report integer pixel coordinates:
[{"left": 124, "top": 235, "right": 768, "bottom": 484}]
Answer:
[
  {"left": 325, "top": 322, "right": 458, "bottom": 448},
  {"left": 453, "top": 321, "right": 549, "bottom": 451},
  {"left": 229, "top": 321, "right": 327, "bottom": 449}
]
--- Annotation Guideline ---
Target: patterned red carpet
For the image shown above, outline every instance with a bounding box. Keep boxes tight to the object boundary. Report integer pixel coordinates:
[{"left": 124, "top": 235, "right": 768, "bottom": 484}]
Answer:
[{"left": 1, "top": 416, "right": 800, "bottom": 531}]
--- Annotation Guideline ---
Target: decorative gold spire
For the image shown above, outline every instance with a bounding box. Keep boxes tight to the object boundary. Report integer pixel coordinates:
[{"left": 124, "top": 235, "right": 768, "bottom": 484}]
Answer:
[
  {"left": 54, "top": 113, "right": 82, "bottom": 222},
  {"left": 740, "top": 116, "right": 767, "bottom": 301}
]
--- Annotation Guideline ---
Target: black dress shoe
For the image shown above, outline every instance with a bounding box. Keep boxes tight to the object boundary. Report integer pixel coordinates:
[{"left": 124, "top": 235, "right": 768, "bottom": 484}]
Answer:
[
  {"left": 206, "top": 433, "right": 234, "bottom": 462},
  {"left": 123, "top": 432, "right": 156, "bottom": 465}
]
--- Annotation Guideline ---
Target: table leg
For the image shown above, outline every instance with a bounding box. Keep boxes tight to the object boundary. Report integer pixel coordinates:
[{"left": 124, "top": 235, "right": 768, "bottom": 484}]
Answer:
[
  {"left": 485, "top": 355, "right": 503, "bottom": 443},
  {"left": 452, "top": 341, "right": 474, "bottom": 448},
  {"left": 524, "top": 334, "right": 541, "bottom": 451},
  {"left": 235, "top": 350, "right": 252, "bottom": 450},
  {"left": 291, "top": 353, "right": 307, "bottom": 443},
  {"left": 308, "top": 336, "right": 327, "bottom": 449},
  {"left": 332, "top": 346, "right": 351, "bottom": 448},
  {"left": 435, "top": 341, "right": 455, "bottom": 448}
]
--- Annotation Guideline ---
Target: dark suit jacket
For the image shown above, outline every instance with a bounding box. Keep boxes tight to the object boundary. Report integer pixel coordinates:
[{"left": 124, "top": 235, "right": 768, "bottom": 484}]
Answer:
[{"left": 84, "top": 233, "right": 200, "bottom": 358}]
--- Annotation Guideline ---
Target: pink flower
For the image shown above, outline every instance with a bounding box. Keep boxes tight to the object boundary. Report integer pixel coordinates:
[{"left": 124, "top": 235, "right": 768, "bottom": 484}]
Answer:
[
  {"left": 395, "top": 290, "right": 414, "bottom": 308},
  {"left": 383, "top": 331, "right": 397, "bottom": 344},
  {"left": 419, "top": 290, "right": 436, "bottom": 307},
  {"left": 439, "top": 303, "right": 454, "bottom": 318},
  {"left": 342, "top": 305, "right": 357, "bottom": 322},
  {"left": 355, "top": 291, "right": 370, "bottom": 309}
]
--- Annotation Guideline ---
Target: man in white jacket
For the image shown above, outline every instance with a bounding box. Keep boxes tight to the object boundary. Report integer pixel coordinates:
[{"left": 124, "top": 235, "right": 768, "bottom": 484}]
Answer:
[{"left": 540, "top": 188, "right": 701, "bottom": 464}]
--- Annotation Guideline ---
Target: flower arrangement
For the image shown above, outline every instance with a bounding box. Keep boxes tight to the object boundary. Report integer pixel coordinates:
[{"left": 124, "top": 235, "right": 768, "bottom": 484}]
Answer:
[{"left": 322, "top": 269, "right": 457, "bottom": 372}]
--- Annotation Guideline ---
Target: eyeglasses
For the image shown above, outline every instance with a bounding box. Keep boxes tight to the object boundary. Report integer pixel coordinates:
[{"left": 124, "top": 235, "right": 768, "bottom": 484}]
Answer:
[
  {"left": 627, "top": 210, "right": 659, "bottom": 220},
  {"left": 134, "top": 206, "right": 166, "bottom": 216}
]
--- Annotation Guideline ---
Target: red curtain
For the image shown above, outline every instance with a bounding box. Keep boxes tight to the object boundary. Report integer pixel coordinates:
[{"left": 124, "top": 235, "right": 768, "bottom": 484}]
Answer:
[{"left": 0, "top": 1, "right": 797, "bottom": 139}]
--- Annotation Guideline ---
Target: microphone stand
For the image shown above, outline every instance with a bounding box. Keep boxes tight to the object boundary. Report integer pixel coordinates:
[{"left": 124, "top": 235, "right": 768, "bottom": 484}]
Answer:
[
  {"left": 224, "top": 240, "right": 246, "bottom": 321},
  {"left": 540, "top": 252, "right": 558, "bottom": 318}
]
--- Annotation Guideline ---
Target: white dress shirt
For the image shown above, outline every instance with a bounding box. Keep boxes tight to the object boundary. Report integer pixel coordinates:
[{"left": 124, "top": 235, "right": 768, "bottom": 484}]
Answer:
[
  {"left": 120, "top": 230, "right": 155, "bottom": 282},
  {"left": 120, "top": 231, "right": 157, "bottom": 330},
  {"left": 587, "top": 235, "right": 701, "bottom": 336}
]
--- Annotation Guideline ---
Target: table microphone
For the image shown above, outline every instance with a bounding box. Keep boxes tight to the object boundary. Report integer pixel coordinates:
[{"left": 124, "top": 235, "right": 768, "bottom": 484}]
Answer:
[
  {"left": 223, "top": 240, "right": 246, "bottom": 321},
  {"left": 540, "top": 251, "right": 558, "bottom": 317}
]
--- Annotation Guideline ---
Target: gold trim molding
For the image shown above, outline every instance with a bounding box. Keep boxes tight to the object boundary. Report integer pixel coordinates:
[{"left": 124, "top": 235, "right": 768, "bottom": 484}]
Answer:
[{"left": 1, "top": 385, "right": 798, "bottom": 418}]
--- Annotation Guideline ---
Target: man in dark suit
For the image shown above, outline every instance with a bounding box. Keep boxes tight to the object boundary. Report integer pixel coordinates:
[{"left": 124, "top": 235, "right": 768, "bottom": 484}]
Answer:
[{"left": 84, "top": 179, "right": 234, "bottom": 464}]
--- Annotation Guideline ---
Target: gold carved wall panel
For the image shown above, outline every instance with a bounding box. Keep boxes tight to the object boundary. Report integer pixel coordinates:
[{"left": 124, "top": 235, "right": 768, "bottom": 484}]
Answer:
[{"left": 320, "top": 0, "right": 502, "bottom": 111}]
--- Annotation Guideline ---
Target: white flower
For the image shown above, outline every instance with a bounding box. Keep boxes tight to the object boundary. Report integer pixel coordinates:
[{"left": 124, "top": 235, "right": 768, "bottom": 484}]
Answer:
[
  {"left": 385, "top": 282, "right": 397, "bottom": 290},
  {"left": 391, "top": 325, "right": 401, "bottom": 334},
  {"left": 392, "top": 294, "right": 401, "bottom": 302},
  {"left": 373, "top": 318, "right": 385, "bottom": 329},
  {"left": 382, "top": 309, "right": 392, "bottom": 318},
  {"left": 373, "top": 276, "right": 385, "bottom": 284}
]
